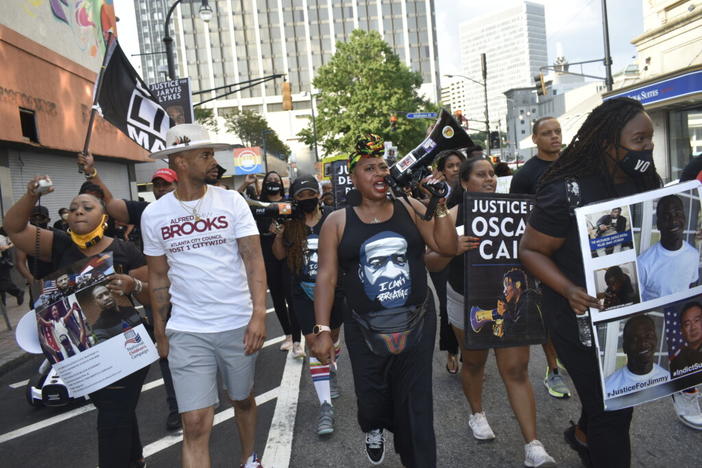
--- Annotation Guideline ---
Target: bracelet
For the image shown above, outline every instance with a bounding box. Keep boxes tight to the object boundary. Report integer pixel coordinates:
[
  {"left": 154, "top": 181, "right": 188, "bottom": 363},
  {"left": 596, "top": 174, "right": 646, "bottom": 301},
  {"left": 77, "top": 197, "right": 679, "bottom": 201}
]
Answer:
[
  {"left": 132, "top": 277, "right": 143, "bottom": 295},
  {"left": 85, "top": 168, "right": 98, "bottom": 179},
  {"left": 434, "top": 204, "right": 448, "bottom": 218}
]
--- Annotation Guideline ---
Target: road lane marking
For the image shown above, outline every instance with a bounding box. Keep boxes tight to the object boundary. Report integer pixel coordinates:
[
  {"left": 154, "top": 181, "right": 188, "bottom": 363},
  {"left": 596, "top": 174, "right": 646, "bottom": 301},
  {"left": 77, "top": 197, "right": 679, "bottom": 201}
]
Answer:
[
  {"left": 1, "top": 334, "right": 285, "bottom": 444},
  {"left": 262, "top": 342, "right": 306, "bottom": 468},
  {"left": 143, "top": 387, "right": 279, "bottom": 458},
  {"left": 9, "top": 379, "right": 29, "bottom": 389}
]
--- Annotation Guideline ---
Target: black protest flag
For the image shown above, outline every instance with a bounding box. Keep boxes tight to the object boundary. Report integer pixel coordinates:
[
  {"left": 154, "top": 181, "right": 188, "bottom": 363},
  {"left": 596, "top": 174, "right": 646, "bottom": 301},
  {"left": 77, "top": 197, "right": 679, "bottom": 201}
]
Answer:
[{"left": 94, "top": 39, "right": 173, "bottom": 153}]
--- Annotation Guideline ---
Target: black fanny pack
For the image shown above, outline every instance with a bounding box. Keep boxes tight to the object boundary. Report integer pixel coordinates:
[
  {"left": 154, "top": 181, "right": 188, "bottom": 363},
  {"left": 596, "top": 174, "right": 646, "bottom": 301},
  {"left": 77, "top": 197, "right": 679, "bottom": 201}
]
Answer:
[{"left": 351, "top": 296, "right": 429, "bottom": 356}]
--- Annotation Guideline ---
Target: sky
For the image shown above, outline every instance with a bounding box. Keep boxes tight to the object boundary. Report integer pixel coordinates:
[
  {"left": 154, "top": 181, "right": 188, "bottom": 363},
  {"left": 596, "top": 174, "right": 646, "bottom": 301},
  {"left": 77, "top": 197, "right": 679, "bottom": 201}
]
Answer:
[{"left": 436, "top": 0, "right": 644, "bottom": 85}]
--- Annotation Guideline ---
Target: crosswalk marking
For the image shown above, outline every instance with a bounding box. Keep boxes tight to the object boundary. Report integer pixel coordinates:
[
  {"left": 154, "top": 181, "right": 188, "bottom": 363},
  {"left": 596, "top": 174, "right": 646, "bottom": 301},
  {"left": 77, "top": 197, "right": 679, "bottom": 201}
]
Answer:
[
  {"left": 143, "top": 387, "right": 279, "bottom": 458},
  {"left": 0, "top": 334, "right": 285, "bottom": 444}
]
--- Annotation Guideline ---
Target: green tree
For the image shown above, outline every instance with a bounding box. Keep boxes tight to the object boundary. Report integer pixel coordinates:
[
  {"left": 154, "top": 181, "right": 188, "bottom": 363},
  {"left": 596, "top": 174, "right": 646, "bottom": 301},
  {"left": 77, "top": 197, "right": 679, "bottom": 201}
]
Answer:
[
  {"left": 194, "top": 107, "right": 219, "bottom": 133},
  {"left": 224, "top": 109, "right": 291, "bottom": 160},
  {"left": 298, "top": 29, "right": 438, "bottom": 157}
]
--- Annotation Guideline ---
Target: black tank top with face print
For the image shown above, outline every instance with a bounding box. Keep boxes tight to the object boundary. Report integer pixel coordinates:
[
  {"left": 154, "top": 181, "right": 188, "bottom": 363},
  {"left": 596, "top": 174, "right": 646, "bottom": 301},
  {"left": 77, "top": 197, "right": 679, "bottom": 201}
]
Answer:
[{"left": 338, "top": 199, "right": 426, "bottom": 314}]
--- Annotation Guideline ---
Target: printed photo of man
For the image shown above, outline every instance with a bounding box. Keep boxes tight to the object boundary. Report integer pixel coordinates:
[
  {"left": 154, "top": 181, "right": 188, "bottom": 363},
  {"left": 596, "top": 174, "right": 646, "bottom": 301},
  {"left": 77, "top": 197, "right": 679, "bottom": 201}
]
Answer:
[
  {"left": 638, "top": 195, "right": 699, "bottom": 301},
  {"left": 605, "top": 314, "right": 669, "bottom": 397},
  {"left": 358, "top": 231, "right": 411, "bottom": 308},
  {"left": 89, "top": 284, "right": 142, "bottom": 342},
  {"left": 670, "top": 302, "right": 702, "bottom": 376}
]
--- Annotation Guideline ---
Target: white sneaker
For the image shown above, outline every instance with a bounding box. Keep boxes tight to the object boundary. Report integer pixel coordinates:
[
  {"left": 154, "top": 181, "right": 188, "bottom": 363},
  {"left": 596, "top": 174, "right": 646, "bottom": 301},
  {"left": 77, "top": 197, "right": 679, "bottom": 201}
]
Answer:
[
  {"left": 468, "top": 412, "right": 495, "bottom": 440},
  {"left": 524, "top": 440, "right": 556, "bottom": 467},
  {"left": 280, "top": 335, "right": 293, "bottom": 351},
  {"left": 672, "top": 389, "right": 702, "bottom": 430},
  {"left": 292, "top": 342, "right": 306, "bottom": 359}
]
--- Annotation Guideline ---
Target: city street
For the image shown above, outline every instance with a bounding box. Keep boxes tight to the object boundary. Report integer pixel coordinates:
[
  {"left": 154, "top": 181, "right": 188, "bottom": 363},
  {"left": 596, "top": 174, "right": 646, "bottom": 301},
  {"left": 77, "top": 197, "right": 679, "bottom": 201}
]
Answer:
[{"left": 1, "top": 293, "right": 699, "bottom": 468}]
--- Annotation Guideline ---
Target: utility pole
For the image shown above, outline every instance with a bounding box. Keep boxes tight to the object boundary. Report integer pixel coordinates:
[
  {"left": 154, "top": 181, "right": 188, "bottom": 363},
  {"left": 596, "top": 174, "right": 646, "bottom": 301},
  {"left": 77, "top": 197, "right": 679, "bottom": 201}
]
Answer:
[
  {"left": 601, "top": 0, "right": 614, "bottom": 92},
  {"left": 481, "top": 53, "right": 490, "bottom": 152}
]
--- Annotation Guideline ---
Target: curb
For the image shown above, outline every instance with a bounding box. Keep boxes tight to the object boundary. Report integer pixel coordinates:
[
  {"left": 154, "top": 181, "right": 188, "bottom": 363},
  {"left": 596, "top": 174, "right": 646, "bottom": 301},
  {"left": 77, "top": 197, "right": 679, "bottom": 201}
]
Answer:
[{"left": 0, "top": 352, "right": 34, "bottom": 376}]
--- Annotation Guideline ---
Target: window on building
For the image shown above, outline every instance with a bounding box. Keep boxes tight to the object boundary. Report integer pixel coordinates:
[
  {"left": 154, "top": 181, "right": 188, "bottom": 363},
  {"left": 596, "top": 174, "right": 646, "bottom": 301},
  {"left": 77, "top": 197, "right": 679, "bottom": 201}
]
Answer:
[
  {"left": 669, "top": 109, "right": 702, "bottom": 181},
  {"left": 19, "top": 108, "right": 38, "bottom": 143}
]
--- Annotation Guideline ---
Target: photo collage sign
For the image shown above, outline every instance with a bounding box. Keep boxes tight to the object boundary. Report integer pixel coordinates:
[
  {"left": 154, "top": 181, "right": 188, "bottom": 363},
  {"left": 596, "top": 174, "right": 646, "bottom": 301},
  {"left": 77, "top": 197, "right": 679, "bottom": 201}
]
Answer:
[{"left": 575, "top": 180, "right": 702, "bottom": 410}]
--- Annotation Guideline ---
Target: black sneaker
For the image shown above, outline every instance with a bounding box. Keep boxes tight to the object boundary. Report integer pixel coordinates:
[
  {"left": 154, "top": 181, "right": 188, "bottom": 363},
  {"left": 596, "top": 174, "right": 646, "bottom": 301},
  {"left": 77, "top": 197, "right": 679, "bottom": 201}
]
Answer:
[
  {"left": 166, "top": 411, "right": 182, "bottom": 431},
  {"left": 365, "top": 429, "right": 385, "bottom": 465},
  {"left": 564, "top": 421, "right": 591, "bottom": 468}
]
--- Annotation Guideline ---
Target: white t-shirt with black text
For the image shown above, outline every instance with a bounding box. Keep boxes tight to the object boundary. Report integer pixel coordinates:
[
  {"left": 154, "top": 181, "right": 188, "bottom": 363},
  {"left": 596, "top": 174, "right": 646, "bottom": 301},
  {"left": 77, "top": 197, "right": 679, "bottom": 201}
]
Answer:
[
  {"left": 604, "top": 363, "right": 669, "bottom": 398},
  {"left": 638, "top": 241, "right": 699, "bottom": 301},
  {"left": 141, "top": 186, "right": 260, "bottom": 333}
]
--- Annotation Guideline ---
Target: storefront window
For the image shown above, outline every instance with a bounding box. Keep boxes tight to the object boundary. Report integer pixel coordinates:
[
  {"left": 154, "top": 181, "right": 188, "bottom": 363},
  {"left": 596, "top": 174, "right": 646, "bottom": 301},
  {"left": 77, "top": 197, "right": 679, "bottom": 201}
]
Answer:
[{"left": 669, "top": 108, "right": 702, "bottom": 180}]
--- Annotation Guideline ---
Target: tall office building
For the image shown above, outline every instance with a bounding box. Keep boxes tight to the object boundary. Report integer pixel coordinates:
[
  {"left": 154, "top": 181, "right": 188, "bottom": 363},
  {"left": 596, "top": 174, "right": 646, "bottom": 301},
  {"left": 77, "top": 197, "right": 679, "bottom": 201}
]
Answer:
[
  {"left": 139, "top": 0, "right": 440, "bottom": 163},
  {"left": 133, "top": 0, "right": 173, "bottom": 83},
  {"left": 458, "top": 1, "right": 547, "bottom": 131},
  {"left": 171, "top": 1, "right": 439, "bottom": 105}
]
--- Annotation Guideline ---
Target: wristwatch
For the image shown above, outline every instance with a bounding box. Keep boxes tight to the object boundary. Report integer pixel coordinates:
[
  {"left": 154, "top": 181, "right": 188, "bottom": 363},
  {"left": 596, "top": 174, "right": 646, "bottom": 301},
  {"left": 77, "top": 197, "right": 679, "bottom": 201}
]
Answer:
[{"left": 313, "top": 324, "right": 332, "bottom": 335}]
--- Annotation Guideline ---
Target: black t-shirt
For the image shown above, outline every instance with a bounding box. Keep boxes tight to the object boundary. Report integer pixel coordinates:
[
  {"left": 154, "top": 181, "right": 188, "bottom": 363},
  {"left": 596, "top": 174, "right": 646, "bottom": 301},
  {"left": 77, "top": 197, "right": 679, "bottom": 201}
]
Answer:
[
  {"left": 51, "top": 230, "right": 146, "bottom": 273},
  {"left": 509, "top": 157, "right": 553, "bottom": 195},
  {"left": 680, "top": 156, "right": 702, "bottom": 182},
  {"left": 528, "top": 175, "right": 637, "bottom": 311},
  {"left": 125, "top": 200, "right": 150, "bottom": 227},
  {"left": 339, "top": 200, "right": 426, "bottom": 313},
  {"left": 52, "top": 220, "right": 69, "bottom": 232}
]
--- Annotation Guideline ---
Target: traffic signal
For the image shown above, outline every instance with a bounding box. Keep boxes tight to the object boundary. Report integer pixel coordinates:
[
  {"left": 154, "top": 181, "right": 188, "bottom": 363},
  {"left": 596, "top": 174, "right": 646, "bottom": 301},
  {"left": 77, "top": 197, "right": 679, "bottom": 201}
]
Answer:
[
  {"left": 534, "top": 74, "right": 547, "bottom": 96},
  {"left": 282, "top": 81, "right": 293, "bottom": 110},
  {"left": 489, "top": 131, "right": 500, "bottom": 149},
  {"left": 489, "top": 155, "right": 500, "bottom": 164}
]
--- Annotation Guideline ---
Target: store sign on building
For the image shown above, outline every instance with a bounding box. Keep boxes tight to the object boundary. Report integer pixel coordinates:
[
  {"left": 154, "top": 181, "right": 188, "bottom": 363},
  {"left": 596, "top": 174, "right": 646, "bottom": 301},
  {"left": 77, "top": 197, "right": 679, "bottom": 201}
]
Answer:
[{"left": 607, "top": 69, "right": 702, "bottom": 106}]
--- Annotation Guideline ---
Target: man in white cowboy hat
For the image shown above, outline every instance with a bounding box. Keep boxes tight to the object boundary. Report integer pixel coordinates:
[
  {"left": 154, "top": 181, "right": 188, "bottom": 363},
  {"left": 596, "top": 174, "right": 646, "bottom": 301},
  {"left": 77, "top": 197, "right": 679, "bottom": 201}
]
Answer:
[{"left": 141, "top": 124, "right": 267, "bottom": 468}]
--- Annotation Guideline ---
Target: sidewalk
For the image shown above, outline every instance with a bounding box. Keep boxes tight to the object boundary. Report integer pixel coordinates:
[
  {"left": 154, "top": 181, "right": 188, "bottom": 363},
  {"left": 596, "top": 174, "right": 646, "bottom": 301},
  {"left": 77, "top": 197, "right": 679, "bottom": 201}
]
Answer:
[{"left": 0, "top": 288, "right": 32, "bottom": 374}]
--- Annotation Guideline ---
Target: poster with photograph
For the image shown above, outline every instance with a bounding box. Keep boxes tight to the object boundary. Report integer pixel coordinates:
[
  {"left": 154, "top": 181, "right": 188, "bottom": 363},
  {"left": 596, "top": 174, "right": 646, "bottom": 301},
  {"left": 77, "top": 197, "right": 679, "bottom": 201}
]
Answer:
[
  {"left": 575, "top": 180, "right": 702, "bottom": 410},
  {"left": 33, "top": 253, "right": 157, "bottom": 397},
  {"left": 463, "top": 193, "right": 546, "bottom": 349},
  {"left": 148, "top": 77, "right": 194, "bottom": 124}
]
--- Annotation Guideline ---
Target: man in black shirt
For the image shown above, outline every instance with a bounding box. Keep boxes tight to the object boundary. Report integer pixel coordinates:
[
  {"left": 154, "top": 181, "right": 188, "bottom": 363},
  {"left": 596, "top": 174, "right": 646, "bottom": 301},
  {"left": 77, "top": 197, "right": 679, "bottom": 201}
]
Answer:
[
  {"left": 53, "top": 208, "right": 69, "bottom": 232},
  {"left": 509, "top": 117, "right": 572, "bottom": 400}
]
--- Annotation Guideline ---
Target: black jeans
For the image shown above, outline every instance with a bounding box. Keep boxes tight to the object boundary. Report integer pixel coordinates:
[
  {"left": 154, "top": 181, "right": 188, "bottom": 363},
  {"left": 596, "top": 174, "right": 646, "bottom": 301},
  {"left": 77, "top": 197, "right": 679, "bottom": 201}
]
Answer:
[
  {"left": 345, "top": 302, "right": 437, "bottom": 468},
  {"left": 264, "top": 252, "right": 301, "bottom": 342},
  {"left": 429, "top": 268, "right": 458, "bottom": 355},
  {"left": 89, "top": 366, "right": 149, "bottom": 468},
  {"left": 546, "top": 301, "right": 633, "bottom": 468}
]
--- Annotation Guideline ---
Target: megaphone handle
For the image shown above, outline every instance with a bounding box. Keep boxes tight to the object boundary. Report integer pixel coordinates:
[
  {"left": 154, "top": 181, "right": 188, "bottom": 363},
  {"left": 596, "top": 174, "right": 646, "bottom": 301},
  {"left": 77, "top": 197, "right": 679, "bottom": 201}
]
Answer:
[{"left": 422, "top": 194, "right": 440, "bottom": 221}]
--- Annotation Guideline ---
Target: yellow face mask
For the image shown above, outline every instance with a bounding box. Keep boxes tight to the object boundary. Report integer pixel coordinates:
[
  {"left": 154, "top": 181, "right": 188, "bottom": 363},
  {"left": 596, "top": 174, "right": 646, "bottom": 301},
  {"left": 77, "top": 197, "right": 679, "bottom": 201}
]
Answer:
[{"left": 69, "top": 214, "right": 108, "bottom": 249}]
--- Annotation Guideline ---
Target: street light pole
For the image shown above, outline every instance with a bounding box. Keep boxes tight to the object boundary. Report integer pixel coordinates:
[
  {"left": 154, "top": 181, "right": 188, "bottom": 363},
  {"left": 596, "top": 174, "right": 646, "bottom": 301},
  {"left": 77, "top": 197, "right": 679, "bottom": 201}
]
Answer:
[
  {"left": 309, "top": 92, "right": 319, "bottom": 161},
  {"left": 481, "top": 53, "right": 490, "bottom": 153},
  {"left": 601, "top": 0, "right": 614, "bottom": 92},
  {"left": 444, "top": 53, "right": 490, "bottom": 152},
  {"left": 164, "top": 0, "right": 212, "bottom": 80}
]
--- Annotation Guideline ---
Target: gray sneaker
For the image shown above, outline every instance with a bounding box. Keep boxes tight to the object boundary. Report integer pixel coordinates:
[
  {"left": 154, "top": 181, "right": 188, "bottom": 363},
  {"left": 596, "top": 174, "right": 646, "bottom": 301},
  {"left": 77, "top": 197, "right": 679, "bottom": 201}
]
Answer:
[
  {"left": 330, "top": 369, "right": 341, "bottom": 399},
  {"left": 317, "top": 402, "right": 334, "bottom": 435},
  {"left": 544, "top": 368, "right": 571, "bottom": 399}
]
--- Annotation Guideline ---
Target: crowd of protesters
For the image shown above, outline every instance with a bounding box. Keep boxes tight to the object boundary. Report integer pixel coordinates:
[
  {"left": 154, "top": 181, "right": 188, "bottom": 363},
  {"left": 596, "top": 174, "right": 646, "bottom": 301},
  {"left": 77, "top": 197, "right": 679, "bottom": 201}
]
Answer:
[{"left": 2, "top": 97, "right": 702, "bottom": 468}]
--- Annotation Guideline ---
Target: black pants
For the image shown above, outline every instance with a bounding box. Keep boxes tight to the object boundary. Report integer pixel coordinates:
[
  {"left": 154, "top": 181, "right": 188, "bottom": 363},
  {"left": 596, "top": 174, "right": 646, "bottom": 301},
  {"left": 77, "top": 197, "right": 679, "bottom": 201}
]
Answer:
[
  {"left": 264, "top": 254, "right": 301, "bottom": 342},
  {"left": 159, "top": 358, "right": 178, "bottom": 414},
  {"left": 429, "top": 268, "right": 458, "bottom": 355},
  {"left": 90, "top": 366, "right": 149, "bottom": 468},
  {"left": 546, "top": 302, "right": 633, "bottom": 468},
  {"left": 345, "top": 303, "right": 437, "bottom": 468}
]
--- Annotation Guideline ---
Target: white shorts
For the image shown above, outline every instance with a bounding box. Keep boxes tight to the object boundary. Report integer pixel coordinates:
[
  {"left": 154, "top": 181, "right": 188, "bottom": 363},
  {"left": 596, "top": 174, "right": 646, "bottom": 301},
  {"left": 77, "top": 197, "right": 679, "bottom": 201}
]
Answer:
[{"left": 167, "top": 325, "right": 256, "bottom": 412}]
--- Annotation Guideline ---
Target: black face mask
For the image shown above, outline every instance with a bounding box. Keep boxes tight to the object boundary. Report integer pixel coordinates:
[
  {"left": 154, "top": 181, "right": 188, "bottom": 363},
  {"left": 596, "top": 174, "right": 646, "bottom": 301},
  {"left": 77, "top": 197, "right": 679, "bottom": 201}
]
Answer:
[
  {"left": 616, "top": 145, "right": 653, "bottom": 178},
  {"left": 297, "top": 198, "right": 319, "bottom": 214},
  {"left": 265, "top": 183, "right": 282, "bottom": 194}
]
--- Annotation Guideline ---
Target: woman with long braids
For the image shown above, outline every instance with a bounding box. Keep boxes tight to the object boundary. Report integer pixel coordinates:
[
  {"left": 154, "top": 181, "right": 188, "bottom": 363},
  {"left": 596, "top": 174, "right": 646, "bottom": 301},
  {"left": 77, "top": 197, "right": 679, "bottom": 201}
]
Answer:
[
  {"left": 255, "top": 171, "right": 303, "bottom": 356},
  {"left": 272, "top": 174, "right": 344, "bottom": 436},
  {"left": 519, "top": 97, "right": 661, "bottom": 467},
  {"left": 425, "top": 157, "right": 556, "bottom": 467},
  {"left": 312, "top": 134, "right": 456, "bottom": 467},
  {"left": 5, "top": 176, "right": 151, "bottom": 468}
]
